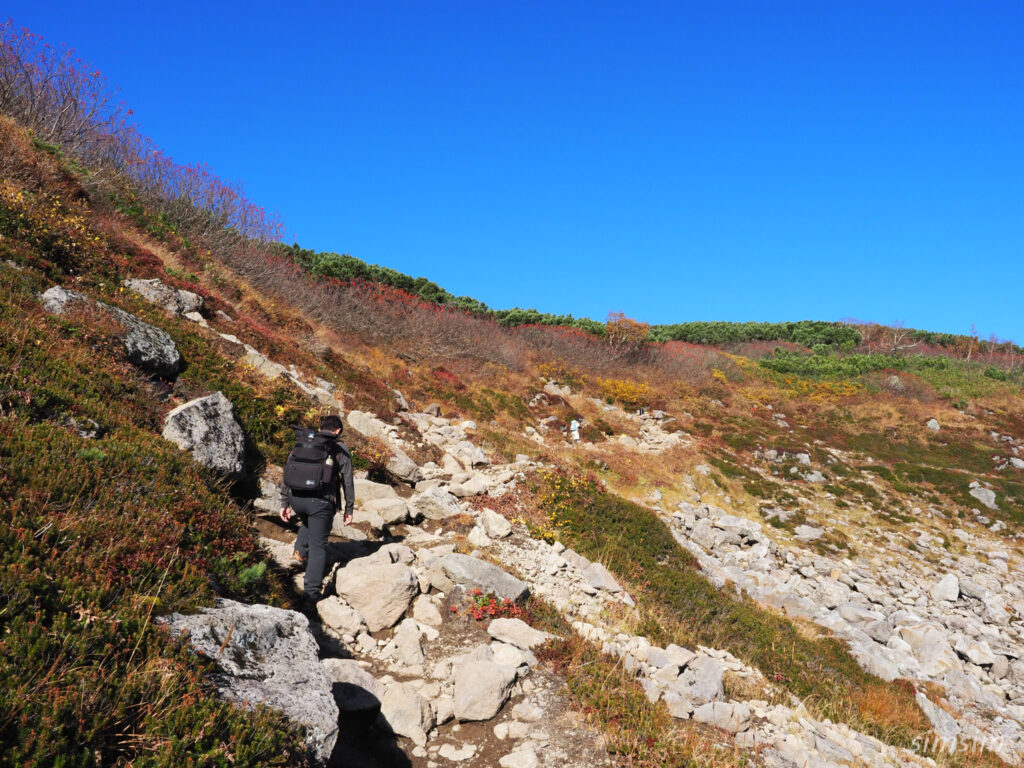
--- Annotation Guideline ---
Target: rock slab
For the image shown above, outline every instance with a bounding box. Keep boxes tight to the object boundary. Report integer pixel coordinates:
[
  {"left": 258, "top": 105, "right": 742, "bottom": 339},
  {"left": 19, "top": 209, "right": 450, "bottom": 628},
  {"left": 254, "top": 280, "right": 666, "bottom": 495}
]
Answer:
[
  {"left": 158, "top": 599, "right": 338, "bottom": 763},
  {"left": 441, "top": 554, "right": 530, "bottom": 600}
]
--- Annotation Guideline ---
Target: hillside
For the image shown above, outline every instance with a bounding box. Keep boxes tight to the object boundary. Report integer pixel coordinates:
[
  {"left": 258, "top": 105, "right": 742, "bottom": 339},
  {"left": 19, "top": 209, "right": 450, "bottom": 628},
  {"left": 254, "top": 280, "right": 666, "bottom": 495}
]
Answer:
[{"left": 3, "top": 26, "right": 1024, "bottom": 768}]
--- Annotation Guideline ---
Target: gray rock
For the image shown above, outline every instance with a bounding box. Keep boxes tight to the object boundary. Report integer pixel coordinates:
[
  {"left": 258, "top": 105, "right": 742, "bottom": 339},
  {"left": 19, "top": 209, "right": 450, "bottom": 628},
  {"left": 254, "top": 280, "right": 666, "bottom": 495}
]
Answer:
[
  {"left": 354, "top": 478, "right": 398, "bottom": 501},
  {"left": 926, "top": 418, "right": 941, "bottom": 432},
  {"left": 351, "top": 508, "right": 384, "bottom": 533},
  {"left": 490, "top": 641, "right": 536, "bottom": 669},
  {"left": 561, "top": 548, "right": 591, "bottom": 572},
  {"left": 438, "top": 743, "right": 477, "bottom": 761},
  {"left": 322, "top": 658, "right": 383, "bottom": 716},
  {"left": 316, "top": 596, "right": 364, "bottom": 636},
  {"left": 122, "top": 277, "right": 203, "bottom": 315},
  {"left": 480, "top": 508, "right": 513, "bottom": 539},
  {"left": 794, "top": 525, "right": 824, "bottom": 541},
  {"left": 363, "top": 497, "right": 410, "bottom": 525},
  {"left": 582, "top": 562, "right": 623, "bottom": 594},
  {"left": 392, "top": 618, "right": 425, "bottom": 666},
  {"left": 453, "top": 660, "right": 518, "bottom": 721},
  {"left": 930, "top": 574, "right": 960, "bottom": 602},
  {"left": 692, "top": 701, "right": 751, "bottom": 733},
  {"left": 467, "top": 526, "right": 492, "bottom": 548},
  {"left": 441, "top": 554, "right": 529, "bottom": 600},
  {"left": 897, "top": 623, "right": 960, "bottom": 676},
  {"left": 412, "top": 595, "right": 443, "bottom": 626},
  {"left": 814, "top": 579, "right": 852, "bottom": 609},
  {"left": 386, "top": 448, "right": 423, "bottom": 483},
  {"left": 335, "top": 559, "right": 419, "bottom": 632},
  {"left": 449, "top": 440, "right": 489, "bottom": 469},
  {"left": 915, "top": 691, "right": 959, "bottom": 744},
  {"left": 162, "top": 392, "right": 245, "bottom": 476},
  {"left": 40, "top": 286, "right": 183, "bottom": 378},
  {"left": 672, "top": 655, "right": 724, "bottom": 706},
  {"left": 158, "top": 599, "right": 337, "bottom": 762},
  {"left": 954, "top": 637, "right": 998, "bottom": 666},
  {"left": 487, "top": 618, "right": 552, "bottom": 650},
  {"left": 381, "top": 682, "right": 434, "bottom": 746},
  {"left": 499, "top": 746, "right": 539, "bottom": 768},
  {"left": 969, "top": 486, "right": 998, "bottom": 510},
  {"left": 408, "top": 487, "right": 463, "bottom": 520}
]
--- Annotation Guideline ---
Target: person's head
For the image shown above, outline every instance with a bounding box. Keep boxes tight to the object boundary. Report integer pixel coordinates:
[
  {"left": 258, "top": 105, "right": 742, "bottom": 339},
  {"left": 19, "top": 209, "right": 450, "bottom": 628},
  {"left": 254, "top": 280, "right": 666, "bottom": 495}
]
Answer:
[{"left": 321, "top": 414, "right": 344, "bottom": 435}]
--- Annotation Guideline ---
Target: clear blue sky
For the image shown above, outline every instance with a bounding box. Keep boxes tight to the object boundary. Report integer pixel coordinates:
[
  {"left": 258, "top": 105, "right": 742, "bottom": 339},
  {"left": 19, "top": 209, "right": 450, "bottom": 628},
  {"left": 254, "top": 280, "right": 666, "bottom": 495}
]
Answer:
[{"left": 11, "top": 1, "right": 1024, "bottom": 341}]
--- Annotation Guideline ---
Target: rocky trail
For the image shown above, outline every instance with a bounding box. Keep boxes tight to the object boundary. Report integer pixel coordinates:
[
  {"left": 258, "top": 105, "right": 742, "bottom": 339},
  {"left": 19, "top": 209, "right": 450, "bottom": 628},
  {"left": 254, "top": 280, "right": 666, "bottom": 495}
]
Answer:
[{"left": 55, "top": 276, "right": 1024, "bottom": 767}]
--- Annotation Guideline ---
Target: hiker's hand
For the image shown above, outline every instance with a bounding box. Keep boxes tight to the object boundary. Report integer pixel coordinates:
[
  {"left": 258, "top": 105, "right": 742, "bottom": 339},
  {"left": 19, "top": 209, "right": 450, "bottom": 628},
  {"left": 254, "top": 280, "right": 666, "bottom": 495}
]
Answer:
[
  {"left": 280, "top": 507, "right": 294, "bottom": 523},
  {"left": 343, "top": 512, "right": 353, "bottom": 526}
]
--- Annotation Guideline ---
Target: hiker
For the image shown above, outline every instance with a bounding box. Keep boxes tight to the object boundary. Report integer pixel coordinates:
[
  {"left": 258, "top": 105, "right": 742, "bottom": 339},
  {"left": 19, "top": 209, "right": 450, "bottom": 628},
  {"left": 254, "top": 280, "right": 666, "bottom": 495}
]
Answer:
[
  {"left": 279, "top": 414, "right": 355, "bottom": 606},
  {"left": 569, "top": 418, "right": 581, "bottom": 444}
]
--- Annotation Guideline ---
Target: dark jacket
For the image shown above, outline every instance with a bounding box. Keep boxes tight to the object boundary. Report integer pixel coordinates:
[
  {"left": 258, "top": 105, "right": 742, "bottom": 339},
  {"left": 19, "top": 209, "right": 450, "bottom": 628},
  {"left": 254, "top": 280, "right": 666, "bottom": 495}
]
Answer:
[{"left": 281, "top": 432, "right": 355, "bottom": 516}]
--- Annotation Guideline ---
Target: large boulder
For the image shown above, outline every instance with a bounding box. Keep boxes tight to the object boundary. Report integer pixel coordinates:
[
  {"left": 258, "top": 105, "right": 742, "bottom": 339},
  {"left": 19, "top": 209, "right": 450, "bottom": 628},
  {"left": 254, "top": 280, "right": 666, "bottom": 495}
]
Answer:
[
  {"left": 409, "top": 487, "right": 463, "bottom": 520},
  {"left": 453, "top": 660, "right": 518, "bottom": 721},
  {"left": 122, "top": 277, "right": 204, "bottom": 315},
  {"left": 441, "top": 554, "right": 529, "bottom": 600},
  {"left": 162, "top": 392, "right": 246, "bottom": 476},
  {"left": 335, "top": 558, "right": 418, "bottom": 632},
  {"left": 40, "top": 285, "right": 183, "bottom": 378},
  {"left": 158, "top": 599, "right": 338, "bottom": 763}
]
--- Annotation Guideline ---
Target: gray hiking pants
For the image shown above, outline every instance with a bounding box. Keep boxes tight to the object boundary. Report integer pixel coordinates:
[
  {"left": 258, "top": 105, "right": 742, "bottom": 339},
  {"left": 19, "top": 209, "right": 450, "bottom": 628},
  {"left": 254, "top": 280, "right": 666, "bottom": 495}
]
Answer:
[{"left": 291, "top": 495, "right": 335, "bottom": 600}]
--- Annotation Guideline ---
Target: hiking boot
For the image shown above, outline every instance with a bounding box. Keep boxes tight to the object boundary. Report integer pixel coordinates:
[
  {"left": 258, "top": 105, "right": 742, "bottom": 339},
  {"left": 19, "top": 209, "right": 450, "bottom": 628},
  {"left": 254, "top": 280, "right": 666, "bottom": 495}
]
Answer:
[{"left": 290, "top": 551, "right": 306, "bottom": 569}]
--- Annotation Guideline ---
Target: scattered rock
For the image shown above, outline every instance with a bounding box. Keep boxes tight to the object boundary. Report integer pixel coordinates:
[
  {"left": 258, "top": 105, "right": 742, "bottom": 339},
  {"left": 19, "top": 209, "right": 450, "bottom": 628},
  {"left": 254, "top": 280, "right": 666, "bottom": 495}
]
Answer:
[
  {"left": 930, "top": 574, "right": 960, "bottom": 602},
  {"left": 897, "top": 623, "right": 960, "bottom": 677},
  {"left": 409, "top": 487, "right": 463, "bottom": 520},
  {"left": 363, "top": 497, "right": 410, "bottom": 525},
  {"left": 692, "top": 701, "right": 751, "bottom": 733},
  {"left": 487, "top": 618, "right": 552, "bottom": 650},
  {"left": 355, "top": 478, "right": 398, "bottom": 501},
  {"left": 122, "top": 277, "right": 203, "bottom": 315},
  {"left": 335, "top": 559, "right": 419, "bottom": 632},
  {"left": 582, "top": 562, "right": 623, "bottom": 594},
  {"left": 381, "top": 682, "right": 434, "bottom": 746},
  {"left": 162, "top": 392, "right": 245, "bottom": 476},
  {"left": 453, "top": 659, "right": 518, "bottom": 721},
  {"left": 793, "top": 525, "right": 824, "bottom": 542},
  {"left": 480, "top": 508, "right": 513, "bottom": 539},
  {"left": 441, "top": 554, "right": 530, "bottom": 601},
  {"left": 926, "top": 418, "right": 941, "bottom": 432},
  {"left": 499, "top": 746, "right": 539, "bottom": 768},
  {"left": 316, "top": 596, "right": 365, "bottom": 636}
]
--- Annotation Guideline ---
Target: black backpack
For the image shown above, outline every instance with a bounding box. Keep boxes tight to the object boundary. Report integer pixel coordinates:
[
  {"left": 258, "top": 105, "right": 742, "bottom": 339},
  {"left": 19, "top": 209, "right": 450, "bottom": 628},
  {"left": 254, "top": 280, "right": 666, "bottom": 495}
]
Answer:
[{"left": 282, "top": 426, "right": 339, "bottom": 495}]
